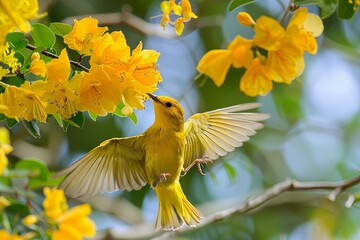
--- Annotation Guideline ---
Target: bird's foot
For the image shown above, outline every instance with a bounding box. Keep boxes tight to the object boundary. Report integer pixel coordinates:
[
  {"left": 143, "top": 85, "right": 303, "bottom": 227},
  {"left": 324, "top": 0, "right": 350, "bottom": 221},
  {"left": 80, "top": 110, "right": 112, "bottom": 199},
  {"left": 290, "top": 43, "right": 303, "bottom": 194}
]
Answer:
[
  {"left": 181, "top": 158, "right": 212, "bottom": 176},
  {"left": 153, "top": 172, "right": 171, "bottom": 187}
]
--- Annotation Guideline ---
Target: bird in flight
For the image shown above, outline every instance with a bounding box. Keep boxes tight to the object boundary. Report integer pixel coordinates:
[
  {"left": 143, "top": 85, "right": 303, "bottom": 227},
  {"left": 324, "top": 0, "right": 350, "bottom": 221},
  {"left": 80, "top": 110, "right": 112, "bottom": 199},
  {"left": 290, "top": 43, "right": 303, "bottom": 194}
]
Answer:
[{"left": 53, "top": 93, "right": 269, "bottom": 231}]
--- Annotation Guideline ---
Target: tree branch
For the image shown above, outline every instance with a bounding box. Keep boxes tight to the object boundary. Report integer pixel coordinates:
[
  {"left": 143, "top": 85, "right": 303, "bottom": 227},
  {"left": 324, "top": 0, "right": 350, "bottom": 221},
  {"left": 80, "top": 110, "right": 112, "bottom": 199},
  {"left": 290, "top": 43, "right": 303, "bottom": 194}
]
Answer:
[
  {"left": 153, "top": 174, "right": 360, "bottom": 240},
  {"left": 25, "top": 44, "right": 90, "bottom": 72}
]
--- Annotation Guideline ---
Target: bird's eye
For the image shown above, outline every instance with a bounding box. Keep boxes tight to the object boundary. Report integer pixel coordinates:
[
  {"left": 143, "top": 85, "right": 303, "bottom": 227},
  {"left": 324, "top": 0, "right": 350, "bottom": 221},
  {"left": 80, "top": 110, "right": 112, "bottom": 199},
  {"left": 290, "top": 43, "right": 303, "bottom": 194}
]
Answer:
[{"left": 165, "top": 102, "right": 172, "bottom": 107}]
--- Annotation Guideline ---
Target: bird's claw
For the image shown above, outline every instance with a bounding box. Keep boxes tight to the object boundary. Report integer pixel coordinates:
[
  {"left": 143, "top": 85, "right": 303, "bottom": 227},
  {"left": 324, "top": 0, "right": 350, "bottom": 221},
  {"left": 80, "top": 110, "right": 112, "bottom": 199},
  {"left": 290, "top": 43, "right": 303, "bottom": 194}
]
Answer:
[
  {"left": 153, "top": 172, "right": 171, "bottom": 187},
  {"left": 182, "top": 158, "right": 212, "bottom": 176}
]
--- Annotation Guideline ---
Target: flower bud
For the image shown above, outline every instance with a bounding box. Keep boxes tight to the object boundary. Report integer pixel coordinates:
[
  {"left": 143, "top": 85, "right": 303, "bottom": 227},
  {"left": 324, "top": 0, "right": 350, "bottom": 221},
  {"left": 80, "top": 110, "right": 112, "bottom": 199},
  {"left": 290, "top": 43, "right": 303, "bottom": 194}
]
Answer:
[
  {"left": 31, "top": 52, "right": 40, "bottom": 62},
  {"left": 237, "top": 12, "right": 255, "bottom": 26},
  {"left": 23, "top": 214, "right": 38, "bottom": 226}
]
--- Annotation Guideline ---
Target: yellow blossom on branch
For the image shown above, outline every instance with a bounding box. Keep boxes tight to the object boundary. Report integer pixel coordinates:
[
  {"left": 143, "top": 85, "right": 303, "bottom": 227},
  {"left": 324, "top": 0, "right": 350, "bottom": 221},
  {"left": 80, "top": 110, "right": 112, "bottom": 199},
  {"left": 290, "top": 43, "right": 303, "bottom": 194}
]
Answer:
[
  {"left": 0, "top": 42, "right": 21, "bottom": 76},
  {"left": 29, "top": 52, "right": 46, "bottom": 77},
  {"left": 196, "top": 7, "right": 324, "bottom": 97},
  {"left": 0, "top": 128, "right": 12, "bottom": 175},
  {"left": 41, "top": 49, "right": 81, "bottom": 119},
  {"left": 64, "top": 17, "right": 108, "bottom": 56},
  {"left": 43, "top": 187, "right": 96, "bottom": 240},
  {"left": 0, "top": 0, "right": 43, "bottom": 44},
  {"left": 51, "top": 204, "right": 96, "bottom": 240},
  {"left": 84, "top": 31, "right": 162, "bottom": 116},
  {"left": 196, "top": 35, "right": 253, "bottom": 87},
  {"left": 159, "top": 0, "right": 197, "bottom": 35},
  {"left": 0, "top": 81, "right": 47, "bottom": 122},
  {"left": 0, "top": 230, "right": 25, "bottom": 240},
  {"left": 240, "top": 56, "right": 273, "bottom": 96},
  {"left": 43, "top": 187, "right": 68, "bottom": 220}
]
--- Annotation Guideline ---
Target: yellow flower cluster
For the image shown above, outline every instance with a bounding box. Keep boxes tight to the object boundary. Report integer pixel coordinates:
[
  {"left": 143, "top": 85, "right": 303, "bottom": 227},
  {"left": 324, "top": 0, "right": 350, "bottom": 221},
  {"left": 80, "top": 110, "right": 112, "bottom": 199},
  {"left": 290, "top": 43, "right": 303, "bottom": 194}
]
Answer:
[
  {"left": 0, "top": 230, "right": 26, "bottom": 240},
  {"left": 196, "top": 8, "right": 324, "bottom": 97},
  {"left": 160, "top": 0, "right": 198, "bottom": 35},
  {"left": 0, "top": 16, "right": 162, "bottom": 122},
  {"left": 24, "top": 187, "right": 96, "bottom": 240},
  {"left": 0, "top": 0, "right": 42, "bottom": 45},
  {"left": 0, "top": 128, "right": 12, "bottom": 175},
  {"left": 0, "top": 0, "right": 44, "bottom": 85}
]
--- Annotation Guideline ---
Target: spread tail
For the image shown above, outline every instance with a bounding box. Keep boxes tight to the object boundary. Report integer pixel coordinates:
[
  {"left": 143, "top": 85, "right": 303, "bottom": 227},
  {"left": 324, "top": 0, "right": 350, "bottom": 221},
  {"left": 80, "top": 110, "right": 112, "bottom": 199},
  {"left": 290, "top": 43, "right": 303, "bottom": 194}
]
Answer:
[{"left": 154, "top": 181, "right": 203, "bottom": 231}]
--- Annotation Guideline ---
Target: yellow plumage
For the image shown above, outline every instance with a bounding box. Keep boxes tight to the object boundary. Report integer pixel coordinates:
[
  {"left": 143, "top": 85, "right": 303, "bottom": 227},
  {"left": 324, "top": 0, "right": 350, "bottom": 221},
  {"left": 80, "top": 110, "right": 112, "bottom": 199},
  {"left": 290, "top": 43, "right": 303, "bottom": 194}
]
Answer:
[{"left": 53, "top": 94, "right": 269, "bottom": 230}]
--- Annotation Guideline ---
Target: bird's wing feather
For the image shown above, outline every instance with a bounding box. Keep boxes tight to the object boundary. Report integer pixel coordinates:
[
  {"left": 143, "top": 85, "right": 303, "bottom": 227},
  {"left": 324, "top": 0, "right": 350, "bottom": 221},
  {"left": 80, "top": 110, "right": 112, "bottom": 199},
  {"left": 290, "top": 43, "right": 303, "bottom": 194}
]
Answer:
[
  {"left": 53, "top": 135, "right": 147, "bottom": 198},
  {"left": 183, "top": 103, "right": 269, "bottom": 168}
]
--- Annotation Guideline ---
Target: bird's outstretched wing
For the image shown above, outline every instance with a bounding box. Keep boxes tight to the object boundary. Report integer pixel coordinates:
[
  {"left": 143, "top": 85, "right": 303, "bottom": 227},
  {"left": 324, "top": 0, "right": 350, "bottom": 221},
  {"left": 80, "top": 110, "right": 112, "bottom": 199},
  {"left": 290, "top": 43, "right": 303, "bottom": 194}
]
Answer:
[
  {"left": 53, "top": 136, "right": 147, "bottom": 198},
  {"left": 183, "top": 103, "right": 269, "bottom": 168}
]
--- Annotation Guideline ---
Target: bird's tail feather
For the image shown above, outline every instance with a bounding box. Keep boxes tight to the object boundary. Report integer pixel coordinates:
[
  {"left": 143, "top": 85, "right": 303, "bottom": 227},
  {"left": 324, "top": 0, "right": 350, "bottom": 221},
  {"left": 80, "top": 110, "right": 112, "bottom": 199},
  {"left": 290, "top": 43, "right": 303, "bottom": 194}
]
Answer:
[{"left": 154, "top": 181, "right": 202, "bottom": 231}]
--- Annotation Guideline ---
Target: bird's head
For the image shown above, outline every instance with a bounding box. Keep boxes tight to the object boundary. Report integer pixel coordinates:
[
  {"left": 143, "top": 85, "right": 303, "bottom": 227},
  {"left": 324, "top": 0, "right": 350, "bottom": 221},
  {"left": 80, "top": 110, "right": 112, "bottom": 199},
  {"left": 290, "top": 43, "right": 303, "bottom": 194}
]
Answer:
[{"left": 147, "top": 93, "right": 184, "bottom": 130}]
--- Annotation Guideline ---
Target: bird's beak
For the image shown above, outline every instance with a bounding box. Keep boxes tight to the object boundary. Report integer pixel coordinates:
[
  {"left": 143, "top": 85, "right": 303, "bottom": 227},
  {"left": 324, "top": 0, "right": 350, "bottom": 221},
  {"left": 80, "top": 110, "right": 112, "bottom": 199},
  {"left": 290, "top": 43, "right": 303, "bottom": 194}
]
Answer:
[{"left": 147, "top": 93, "right": 163, "bottom": 105}]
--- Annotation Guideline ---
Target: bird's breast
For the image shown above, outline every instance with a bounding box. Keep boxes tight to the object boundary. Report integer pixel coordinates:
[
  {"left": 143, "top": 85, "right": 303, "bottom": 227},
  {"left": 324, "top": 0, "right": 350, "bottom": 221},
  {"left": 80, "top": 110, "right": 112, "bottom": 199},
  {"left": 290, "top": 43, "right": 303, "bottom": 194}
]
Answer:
[{"left": 144, "top": 127, "right": 185, "bottom": 185}]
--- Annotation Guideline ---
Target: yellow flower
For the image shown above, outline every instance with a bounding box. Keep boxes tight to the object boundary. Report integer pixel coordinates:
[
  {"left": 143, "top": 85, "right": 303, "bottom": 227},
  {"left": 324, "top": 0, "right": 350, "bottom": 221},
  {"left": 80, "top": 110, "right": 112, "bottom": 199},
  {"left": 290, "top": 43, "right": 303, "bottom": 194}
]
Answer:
[
  {"left": 161, "top": 0, "right": 182, "bottom": 15},
  {"left": 130, "top": 42, "right": 162, "bottom": 86},
  {"left": 43, "top": 187, "right": 96, "bottom": 240},
  {"left": 64, "top": 17, "right": 108, "bottom": 56},
  {"left": 0, "top": 66, "right": 9, "bottom": 79},
  {"left": 196, "top": 35, "right": 253, "bottom": 87},
  {"left": 158, "top": 0, "right": 197, "bottom": 35},
  {"left": 45, "top": 49, "right": 71, "bottom": 85},
  {"left": 266, "top": 30, "right": 304, "bottom": 84},
  {"left": 0, "top": 128, "right": 12, "bottom": 175},
  {"left": 51, "top": 204, "right": 96, "bottom": 240},
  {"left": 90, "top": 31, "right": 130, "bottom": 70},
  {"left": 181, "top": 0, "right": 198, "bottom": 20},
  {"left": 29, "top": 52, "right": 46, "bottom": 77},
  {"left": 240, "top": 56, "right": 272, "bottom": 96},
  {"left": 39, "top": 49, "right": 81, "bottom": 119},
  {"left": 253, "top": 16, "right": 285, "bottom": 51},
  {"left": 0, "top": 230, "right": 25, "bottom": 240},
  {"left": 86, "top": 32, "right": 161, "bottom": 115},
  {"left": 237, "top": 12, "right": 255, "bottom": 26},
  {"left": 0, "top": 42, "right": 21, "bottom": 73},
  {"left": 43, "top": 187, "right": 68, "bottom": 220},
  {"left": 23, "top": 214, "right": 38, "bottom": 226},
  {"left": 348, "top": 0, "right": 360, "bottom": 10},
  {"left": 0, "top": 195, "right": 10, "bottom": 208},
  {"left": 0, "top": 81, "right": 47, "bottom": 122},
  {"left": 174, "top": 17, "right": 185, "bottom": 35},
  {"left": 0, "top": 0, "right": 42, "bottom": 44},
  {"left": 287, "top": 7, "right": 323, "bottom": 54},
  {"left": 77, "top": 71, "right": 118, "bottom": 116}
]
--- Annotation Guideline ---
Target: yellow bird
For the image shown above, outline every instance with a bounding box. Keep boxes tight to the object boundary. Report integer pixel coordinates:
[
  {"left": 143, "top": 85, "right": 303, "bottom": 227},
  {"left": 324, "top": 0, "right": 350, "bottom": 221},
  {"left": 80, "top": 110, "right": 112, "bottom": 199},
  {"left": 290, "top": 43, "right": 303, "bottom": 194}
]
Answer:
[{"left": 53, "top": 94, "right": 269, "bottom": 231}]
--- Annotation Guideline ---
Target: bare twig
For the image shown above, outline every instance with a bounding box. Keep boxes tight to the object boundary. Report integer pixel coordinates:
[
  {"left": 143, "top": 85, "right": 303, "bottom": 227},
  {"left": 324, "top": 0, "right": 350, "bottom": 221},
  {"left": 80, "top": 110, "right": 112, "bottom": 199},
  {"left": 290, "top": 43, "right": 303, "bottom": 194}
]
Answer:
[
  {"left": 62, "top": 11, "right": 178, "bottom": 39},
  {"left": 153, "top": 175, "right": 360, "bottom": 240},
  {"left": 25, "top": 44, "right": 90, "bottom": 72}
]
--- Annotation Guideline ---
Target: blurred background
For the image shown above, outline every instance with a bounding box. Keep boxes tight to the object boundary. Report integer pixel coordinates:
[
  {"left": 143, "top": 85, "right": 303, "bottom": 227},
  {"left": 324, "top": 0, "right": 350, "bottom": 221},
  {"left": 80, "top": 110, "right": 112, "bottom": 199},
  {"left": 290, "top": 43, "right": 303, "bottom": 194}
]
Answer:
[{"left": 7, "top": 0, "right": 360, "bottom": 239}]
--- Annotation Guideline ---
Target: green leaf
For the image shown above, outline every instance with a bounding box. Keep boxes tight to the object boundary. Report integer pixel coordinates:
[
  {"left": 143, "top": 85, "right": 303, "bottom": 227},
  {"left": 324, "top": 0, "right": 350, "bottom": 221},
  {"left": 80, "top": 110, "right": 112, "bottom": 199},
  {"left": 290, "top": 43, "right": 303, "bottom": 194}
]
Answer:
[
  {"left": 223, "top": 162, "right": 237, "bottom": 181},
  {"left": 65, "top": 112, "right": 84, "bottom": 128},
  {"left": 31, "top": 23, "right": 56, "bottom": 49},
  {"left": 293, "top": 0, "right": 337, "bottom": 19},
  {"left": 338, "top": 0, "right": 357, "bottom": 19},
  {"left": 15, "top": 159, "right": 48, "bottom": 181},
  {"left": 113, "top": 102, "right": 138, "bottom": 125},
  {"left": 14, "top": 51, "right": 25, "bottom": 68},
  {"left": 228, "top": 0, "right": 256, "bottom": 11},
  {"left": 22, "top": 120, "right": 41, "bottom": 138},
  {"left": 6, "top": 118, "right": 18, "bottom": 128},
  {"left": 5, "top": 202, "right": 30, "bottom": 217},
  {"left": 50, "top": 22, "right": 73, "bottom": 37},
  {"left": 52, "top": 114, "right": 64, "bottom": 128},
  {"left": 6, "top": 32, "right": 29, "bottom": 50},
  {"left": 88, "top": 111, "right": 98, "bottom": 121},
  {"left": 4, "top": 75, "right": 24, "bottom": 87}
]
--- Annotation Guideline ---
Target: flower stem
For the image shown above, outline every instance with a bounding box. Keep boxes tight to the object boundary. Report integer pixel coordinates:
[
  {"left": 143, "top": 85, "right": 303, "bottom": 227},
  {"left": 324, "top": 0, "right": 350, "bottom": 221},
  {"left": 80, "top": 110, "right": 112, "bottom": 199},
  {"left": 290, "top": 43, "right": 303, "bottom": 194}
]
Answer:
[{"left": 25, "top": 44, "right": 90, "bottom": 72}]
